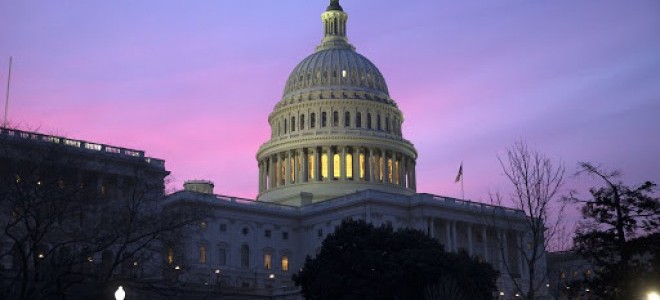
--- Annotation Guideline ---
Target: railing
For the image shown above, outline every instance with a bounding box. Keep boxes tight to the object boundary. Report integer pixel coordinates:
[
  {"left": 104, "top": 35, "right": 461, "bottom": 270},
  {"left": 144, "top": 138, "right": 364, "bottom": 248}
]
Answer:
[{"left": 0, "top": 127, "right": 165, "bottom": 169}]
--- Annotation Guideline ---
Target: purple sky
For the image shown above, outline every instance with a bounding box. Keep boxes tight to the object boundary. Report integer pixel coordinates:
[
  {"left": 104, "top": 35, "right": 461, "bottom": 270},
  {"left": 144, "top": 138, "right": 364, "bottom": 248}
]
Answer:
[{"left": 1, "top": 0, "right": 659, "bottom": 220}]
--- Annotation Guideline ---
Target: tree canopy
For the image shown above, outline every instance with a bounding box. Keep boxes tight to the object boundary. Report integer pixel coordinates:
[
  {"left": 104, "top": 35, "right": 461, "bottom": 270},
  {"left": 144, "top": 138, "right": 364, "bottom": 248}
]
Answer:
[
  {"left": 570, "top": 162, "right": 660, "bottom": 299},
  {"left": 293, "top": 219, "right": 498, "bottom": 300}
]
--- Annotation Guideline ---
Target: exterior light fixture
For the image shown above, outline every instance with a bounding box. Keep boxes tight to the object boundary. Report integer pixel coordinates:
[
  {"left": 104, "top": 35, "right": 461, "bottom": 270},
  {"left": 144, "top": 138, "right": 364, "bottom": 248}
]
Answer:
[
  {"left": 174, "top": 265, "right": 180, "bottom": 270},
  {"left": 269, "top": 274, "right": 275, "bottom": 279},
  {"left": 515, "top": 293, "right": 520, "bottom": 297},
  {"left": 499, "top": 291, "right": 504, "bottom": 296},
  {"left": 37, "top": 253, "right": 44, "bottom": 259},
  {"left": 546, "top": 283, "right": 550, "bottom": 288},
  {"left": 648, "top": 291, "right": 660, "bottom": 300},
  {"left": 87, "top": 257, "right": 93, "bottom": 262},
  {"left": 133, "top": 261, "right": 138, "bottom": 266},
  {"left": 215, "top": 269, "right": 220, "bottom": 274},
  {"left": 114, "top": 286, "right": 125, "bottom": 300},
  {"left": 585, "top": 288, "right": 590, "bottom": 292}
]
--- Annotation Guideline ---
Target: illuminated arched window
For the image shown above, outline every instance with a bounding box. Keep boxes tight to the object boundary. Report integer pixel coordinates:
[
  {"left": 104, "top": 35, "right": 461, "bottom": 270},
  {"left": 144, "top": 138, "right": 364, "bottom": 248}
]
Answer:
[
  {"left": 346, "top": 153, "right": 353, "bottom": 179},
  {"left": 321, "top": 153, "right": 328, "bottom": 179},
  {"left": 308, "top": 153, "right": 315, "bottom": 180},
  {"left": 333, "top": 153, "right": 340, "bottom": 179},
  {"left": 240, "top": 245, "right": 250, "bottom": 268},
  {"left": 333, "top": 111, "right": 339, "bottom": 126},
  {"left": 344, "top": 112, "right": 350, "bottom": 127},
  {"left": 310, "top": 113, "right": 316, "bottom": 128},
  {"left": 356, "top": 112, "right": 362, "bottom": 128}
]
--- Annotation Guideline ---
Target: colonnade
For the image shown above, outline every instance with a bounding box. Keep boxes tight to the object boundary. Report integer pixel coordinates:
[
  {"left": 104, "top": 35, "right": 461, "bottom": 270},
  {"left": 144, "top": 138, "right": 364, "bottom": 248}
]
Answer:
[
  {"left": 427, "top": 217, "right": 526, "bottom": 276},
  {"left": 258, "top": 145, "right": 416, "bottom": 193}
]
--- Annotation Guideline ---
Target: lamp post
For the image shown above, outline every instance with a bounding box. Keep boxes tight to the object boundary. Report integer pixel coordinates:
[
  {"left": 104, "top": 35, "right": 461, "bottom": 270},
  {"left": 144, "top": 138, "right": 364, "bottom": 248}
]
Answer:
[{"left": 114, "top": 286, "right": 125, "bottom": 300}]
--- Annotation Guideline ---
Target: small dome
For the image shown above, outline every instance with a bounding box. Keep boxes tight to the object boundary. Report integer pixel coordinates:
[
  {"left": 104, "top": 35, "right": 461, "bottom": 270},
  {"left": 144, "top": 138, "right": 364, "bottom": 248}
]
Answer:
[{"left": 282, "top": 48, "right": 390, "bottom": 99}]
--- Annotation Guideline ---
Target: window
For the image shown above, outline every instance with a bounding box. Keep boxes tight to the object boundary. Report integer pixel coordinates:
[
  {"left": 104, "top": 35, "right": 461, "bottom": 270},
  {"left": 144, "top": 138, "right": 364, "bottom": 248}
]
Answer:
[
  {"left": 300, "top": 114, "right": 305, "bottom": 130},
  {"left": 367, "top": 113, "right": 372, "bottom": 129},
  {"left": 282, "top": 232, "right": 289, "bottom": 240},
  {"left": 218, "top": 247, "right": 227, "bottom": 265},
  {"left": 264, "top": 253, "right": 272, "bottom": 270},
  {"left": 346, "top": 153, "right": 353, "bottom": 179},
  {"left": 342, "top": 70, "right": 347, "bottom": 77},
  {"left": 220, "top": 224, "right": 227, "bottom": 233},
  {"left": 333, "top": 111, "right": 339, "bottom": 126},
  {"left": 321, "top": 153, "right": 328, "bottom": 179},
  {"left": 317, "top": 229, "right": 323, "bottom": 238},
  {"left": 240, "top": 245, "right": 250, "bottom": 268},
  {"left": 167, "top": 247, "right": 174, "bottom": 265},
  {"left": 199, "top": 245, "right": 207, "bottom": 264},
  {"left": 377, "top": 114, "right": 382, "bottom": 130},
  {"left": 310, "top": 113, "right": 316, "bottom": 128},
  {"left": 344, "top": 111, "right": 350, "bottom": 127},
  {"left": 265, "top": 230, "right": 272, "bottom": 238},
  {"left": 321, "top": 112, "right": 327, "bottom": 127},
  {"left": 356, "top": 112, "right": 361, "bottom": 128},
  {"left": 281, "top": 255, "right": 289, "bottom": 272},
  {"left": 200, "top": 221, "right": 208, "bottom": 230},
  {"left": 291, "top": 117, "right": 296, "bottom": 132},
  {"left": 333, "top": 153, "right": 340, "bottom": 179},
  {"left": 385, "top": 116, "right": 390, "bottom": 132},
  {"left": 284, "top": 120, "right": 287, "bottom": 134},
  {"left": 242, "top": 227, "right": 249, "bottom": 235},
  {"left": 308, "top": 153, "right": 315, "bottom": 180}
]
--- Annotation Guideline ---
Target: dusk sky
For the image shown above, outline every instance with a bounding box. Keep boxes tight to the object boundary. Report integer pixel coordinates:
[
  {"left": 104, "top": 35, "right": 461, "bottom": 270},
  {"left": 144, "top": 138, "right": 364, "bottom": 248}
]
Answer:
[{"left": 1, "top": 0, "right": 659, "bottom": 223}]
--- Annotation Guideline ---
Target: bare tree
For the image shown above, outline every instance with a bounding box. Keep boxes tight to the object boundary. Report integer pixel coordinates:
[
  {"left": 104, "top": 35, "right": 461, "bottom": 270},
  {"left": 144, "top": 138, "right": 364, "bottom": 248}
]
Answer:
[{"left": 490, "top": 141, "right": 566, "bottom": 300}]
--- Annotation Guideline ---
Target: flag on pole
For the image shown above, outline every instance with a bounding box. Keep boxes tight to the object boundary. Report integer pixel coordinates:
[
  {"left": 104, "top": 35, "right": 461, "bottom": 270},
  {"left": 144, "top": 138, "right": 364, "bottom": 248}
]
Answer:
[{"left": 454, "top": 162, "right": 463, "bottom": 183}]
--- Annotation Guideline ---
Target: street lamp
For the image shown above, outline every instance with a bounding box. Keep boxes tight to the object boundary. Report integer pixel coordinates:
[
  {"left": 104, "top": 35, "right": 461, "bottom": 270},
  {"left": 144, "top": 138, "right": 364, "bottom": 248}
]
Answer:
[
  {"left": 114, "top": 286, "right": 125, "bottom": 300},
  {"left": 648, "top": 291, "right": 660, "bottom": 300}
]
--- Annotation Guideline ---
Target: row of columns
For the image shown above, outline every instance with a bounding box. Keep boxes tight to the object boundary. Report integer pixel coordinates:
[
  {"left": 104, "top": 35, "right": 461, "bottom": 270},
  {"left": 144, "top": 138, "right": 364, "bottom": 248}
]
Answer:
[
  {"left": 427, "top": 218, "right": 526, "bottom": 276},
  {"left": 258, "top": 146, "right": 416, "bottom": 193}
]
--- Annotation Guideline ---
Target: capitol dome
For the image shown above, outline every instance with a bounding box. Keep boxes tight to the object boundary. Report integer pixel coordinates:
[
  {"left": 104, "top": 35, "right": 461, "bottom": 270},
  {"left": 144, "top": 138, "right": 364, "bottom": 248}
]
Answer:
[{"left": 256, "top": 0, "right": 418, "bottom": 205}]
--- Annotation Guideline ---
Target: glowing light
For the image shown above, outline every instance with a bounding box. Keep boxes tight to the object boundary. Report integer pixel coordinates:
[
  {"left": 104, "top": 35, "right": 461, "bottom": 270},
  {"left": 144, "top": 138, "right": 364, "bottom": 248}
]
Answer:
[
  {"left": 87, "top": 256, "right": 93, "bottom": 262},
  {"left": 114, "top": 286, "right": 125, "bottom": 300},
  {"left": 268, "top": 273, "right": 275, "bottom": 279},
  {"left": 648, "top": 291, "right": 660, "bottom": 300},
  {"left": 37, "top": 253, "right": 44, "bottom": 259},
  {"left": 174, "top": 265, "right": 180, "bottom": 270},
  {"left": 499, "top": 291, "right": 504, "bottom": 296},
  {"left": 215, "top": 269, "right": 220, "bottom": 274}
]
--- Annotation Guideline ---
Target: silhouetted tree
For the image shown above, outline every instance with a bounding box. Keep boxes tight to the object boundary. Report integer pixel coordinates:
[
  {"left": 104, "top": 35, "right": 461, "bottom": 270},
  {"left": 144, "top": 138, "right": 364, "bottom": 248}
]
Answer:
[
  {"left": 293, "top": 219, "right": 497, "bottom": 300},
  {"left": 568, "top": 162, "right": 659, "bottom": 299},
  {"left": 490, "top": 141, "right": 566, "bottom": 300}
]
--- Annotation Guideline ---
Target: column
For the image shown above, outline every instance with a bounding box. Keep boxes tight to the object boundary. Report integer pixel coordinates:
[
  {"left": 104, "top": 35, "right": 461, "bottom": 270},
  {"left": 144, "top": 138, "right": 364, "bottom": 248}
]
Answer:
[
  {"left": 467, "top": 224, "right": 473, "bottom": 256},
  {"left": 297, "top": 149, "right": 304, "bottom": 183},
  {"left": 381, "top": 148, "right": 389, "bottom": 184},
  {"left": 368, "top": 148, "right": 376, "bottom": 182},
  {"left": 301, "top": 148, "right": 308, "bottom": 182},
  {"left": 400, "top": 154, "right": 407, "bottom": 187},
  {"left": 340, "top": 146, "right": 347, "bottom": 180},
  {"left": 352, "top": 147, "right": 360, "bottom": 181},
  {"left": 258, "top": 161, "right": 263, "bottom": 192},
  {"left": 445, "top": 221, "right": 452, "bottom": 251},
  {"left": 482, "top": 226, "right": 489, "bottom": 262},
  {"left": 285, "top": 151, "right": 291, "bottom": 185},
  {"left": 328, "top": 146, "right": 335, "bottom": 180}
]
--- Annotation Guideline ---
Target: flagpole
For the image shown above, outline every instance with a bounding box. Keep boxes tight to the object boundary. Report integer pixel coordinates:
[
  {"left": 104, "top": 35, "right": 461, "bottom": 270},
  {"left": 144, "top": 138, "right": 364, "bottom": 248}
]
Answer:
[
  {"left": 3, "top": 56, "right": 12, "bottom": 128},
  {"left": 461, "top": 163, "right": 464, "bottom": 200}
]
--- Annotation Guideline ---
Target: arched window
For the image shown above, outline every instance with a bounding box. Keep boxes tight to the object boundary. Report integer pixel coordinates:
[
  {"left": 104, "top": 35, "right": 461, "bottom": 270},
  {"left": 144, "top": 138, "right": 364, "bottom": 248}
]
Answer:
[
  {"left": 333, "top": 111, "right": 339, "bottom": 126},
  {"left": 300, "top": 114, "right": 305, "bottom": 130},
  {"left": 291, "top": 117, "right": 296, "bottom": 132},
  {"left": 385, "top": 116, "right": 390, "bottom": 132},
  {"left": 377, "top": 114, "right": 382, "bottom": 130},
  {"left": 356, "top": 112, "right": 362, "bottom": 128},
  {"left": 240, "top": 245, "right": 250, "bottom": 268},
  {"left": 322, "top": 112, "right": 327, "bottom": 127},
  {"left": 310, "top": 113, "right": 316, "bottom": 128},
  {"left": 344, "top": 111, "right": 350, "bottom": 127},
  {"left": 367, "top": 113, "right": 372, "bottom": 129},
  {"left": 284, "top": 119, "right": 288, "bottom": 134}
]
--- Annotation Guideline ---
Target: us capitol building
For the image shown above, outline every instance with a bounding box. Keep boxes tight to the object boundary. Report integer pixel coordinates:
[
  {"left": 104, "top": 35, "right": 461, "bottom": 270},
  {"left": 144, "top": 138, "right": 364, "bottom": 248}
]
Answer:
[{"left": 162, "top": 1, "right": 542, "bottom": 298}]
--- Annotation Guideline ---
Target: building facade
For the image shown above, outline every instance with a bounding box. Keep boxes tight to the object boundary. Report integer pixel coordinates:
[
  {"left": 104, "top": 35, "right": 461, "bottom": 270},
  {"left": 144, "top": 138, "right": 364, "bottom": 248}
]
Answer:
[{"left": 165, "top": 1, "right": 548, "bottom": 299}]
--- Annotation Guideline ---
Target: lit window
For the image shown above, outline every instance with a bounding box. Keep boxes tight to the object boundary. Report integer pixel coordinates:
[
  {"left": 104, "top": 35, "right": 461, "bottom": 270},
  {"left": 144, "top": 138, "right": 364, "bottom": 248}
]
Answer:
[
  {"left": 333, "top": 153, "right": 340, "bottom": 179},
  {"left": 282, "top": 255, "right": 289, "bottom": 272},
  {"left": 346, "top": 153, "right": 353, "bottom": 179},
  {"left": 394, "top": 160, "right": 400, "bottom": 184},
  {"left": 359, "top": 153, "right": 365, "bottom": 179},
  {"left": 264, "top": 253, "right": 272, "bottom": 270},
  {"left": 308, "top": 154, "right": 315, "bottom": 180},
  {"left": 290, "top": 157, "right": 295, "bottom": 183},
  {"left": 388, "top": 158, "right": 393, "bottom": 183},
  {"left": 199, "top": 245, "right": 207, "bottom": 264},
  {"left": 280, "top": 161, "right": 285, "bottom": 185},
  {"left": 379, "top": 156, "right": 384, "bottom": 182},
  {"left": 342, "top": 70, "right": 347, "bottom": 77},
  {"left": 321, "top": 153, "right": 328, "bottom": 179},
  {"left": 167, "top": 247, "right": 174, "bottom": 265}
]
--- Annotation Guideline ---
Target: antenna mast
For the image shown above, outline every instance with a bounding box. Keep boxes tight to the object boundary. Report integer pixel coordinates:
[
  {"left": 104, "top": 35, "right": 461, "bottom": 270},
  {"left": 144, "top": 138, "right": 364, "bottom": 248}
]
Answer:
[{"left": 3, "top": 56, "right": 12, "bottom": 128}]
